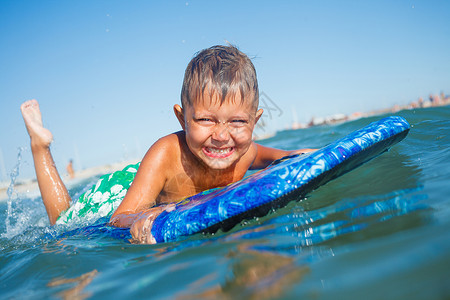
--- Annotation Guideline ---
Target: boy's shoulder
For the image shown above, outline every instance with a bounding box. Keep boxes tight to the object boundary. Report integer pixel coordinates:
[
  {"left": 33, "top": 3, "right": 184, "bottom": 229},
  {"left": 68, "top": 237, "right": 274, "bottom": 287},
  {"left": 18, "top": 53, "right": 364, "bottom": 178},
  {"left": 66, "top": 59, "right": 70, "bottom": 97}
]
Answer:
[
  {"left": 140, "top": 131, "right": 186, "bottom": 174},
  {"left": 150, "top": 131, "right": 186, "bottom": 156}
]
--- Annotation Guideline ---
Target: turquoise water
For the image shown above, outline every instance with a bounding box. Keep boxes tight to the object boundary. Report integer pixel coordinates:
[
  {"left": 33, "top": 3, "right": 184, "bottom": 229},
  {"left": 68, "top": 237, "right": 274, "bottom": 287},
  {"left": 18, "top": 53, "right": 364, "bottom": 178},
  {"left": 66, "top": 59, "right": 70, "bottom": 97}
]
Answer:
[{"left": 1, "top": 106, "right": 449, "bottom": 299}]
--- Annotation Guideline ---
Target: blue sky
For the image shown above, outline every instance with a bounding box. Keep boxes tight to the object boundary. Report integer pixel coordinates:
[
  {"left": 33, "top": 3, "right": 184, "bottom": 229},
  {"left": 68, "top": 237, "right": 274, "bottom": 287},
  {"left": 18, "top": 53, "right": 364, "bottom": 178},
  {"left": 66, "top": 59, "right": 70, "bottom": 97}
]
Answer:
[{"left": 1, "top": 0, "right": 449, "bottom": 180}]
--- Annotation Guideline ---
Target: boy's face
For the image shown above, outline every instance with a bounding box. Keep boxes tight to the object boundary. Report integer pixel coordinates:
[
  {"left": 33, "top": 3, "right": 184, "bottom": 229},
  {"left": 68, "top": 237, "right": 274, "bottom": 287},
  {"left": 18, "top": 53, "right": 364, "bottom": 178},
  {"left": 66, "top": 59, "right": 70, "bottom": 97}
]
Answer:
[{"left": 175, "top": 93, "right": 262, "bottom": 170}]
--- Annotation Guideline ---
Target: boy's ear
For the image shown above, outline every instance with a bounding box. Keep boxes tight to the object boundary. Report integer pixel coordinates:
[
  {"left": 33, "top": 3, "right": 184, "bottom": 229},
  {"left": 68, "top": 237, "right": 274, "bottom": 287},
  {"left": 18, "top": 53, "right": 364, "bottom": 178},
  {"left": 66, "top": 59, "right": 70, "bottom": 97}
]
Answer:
[
  {"left": 254, "top": 108, "right": 263, "bottom": 124},
  {"left": 173, "top": 104, "right": 186, "bottom": 130}
]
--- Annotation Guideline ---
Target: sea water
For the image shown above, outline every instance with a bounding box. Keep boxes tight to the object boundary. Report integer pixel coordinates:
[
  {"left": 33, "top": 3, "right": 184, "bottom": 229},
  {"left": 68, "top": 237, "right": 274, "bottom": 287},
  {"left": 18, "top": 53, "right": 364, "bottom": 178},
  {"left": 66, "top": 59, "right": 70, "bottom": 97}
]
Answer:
[{"left": 1, "top": 106, "right": 449, "bottom": 299}]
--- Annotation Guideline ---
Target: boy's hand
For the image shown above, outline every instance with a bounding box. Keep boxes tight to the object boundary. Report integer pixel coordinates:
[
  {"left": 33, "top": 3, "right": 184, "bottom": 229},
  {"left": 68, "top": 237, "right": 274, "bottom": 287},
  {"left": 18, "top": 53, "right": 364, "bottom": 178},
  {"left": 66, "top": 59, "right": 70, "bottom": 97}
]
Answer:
[{"left": 130, "top": 204, "right": 175, "bottom": 244}]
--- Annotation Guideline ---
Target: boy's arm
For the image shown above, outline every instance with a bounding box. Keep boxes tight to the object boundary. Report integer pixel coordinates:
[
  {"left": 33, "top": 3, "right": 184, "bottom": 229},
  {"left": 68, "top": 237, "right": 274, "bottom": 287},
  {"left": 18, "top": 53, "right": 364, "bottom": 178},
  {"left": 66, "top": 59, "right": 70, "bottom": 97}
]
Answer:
[
  {"left": 109, "top": 136, "right": 172, "bottom": 228},
  {"left": 109, "top": 135, "right": 179, "bottom": 244},
  {"left": 250, "top": 143, "right": 316, "bottom": 170}
]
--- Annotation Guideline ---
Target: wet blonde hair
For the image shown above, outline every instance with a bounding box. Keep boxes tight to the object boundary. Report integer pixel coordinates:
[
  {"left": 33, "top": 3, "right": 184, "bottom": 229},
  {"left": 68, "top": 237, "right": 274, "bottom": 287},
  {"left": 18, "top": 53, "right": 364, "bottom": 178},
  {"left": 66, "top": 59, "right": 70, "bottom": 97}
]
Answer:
[{"left": 181, "top": 45, "right": 259, "bottom": 109}]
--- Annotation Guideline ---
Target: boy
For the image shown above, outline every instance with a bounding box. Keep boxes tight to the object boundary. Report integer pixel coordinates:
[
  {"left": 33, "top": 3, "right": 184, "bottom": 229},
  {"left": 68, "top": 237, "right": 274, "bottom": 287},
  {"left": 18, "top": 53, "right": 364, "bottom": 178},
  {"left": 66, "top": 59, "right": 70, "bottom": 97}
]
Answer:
[{"left": 21, "top": 45, "right": 314, "bottom": 244}]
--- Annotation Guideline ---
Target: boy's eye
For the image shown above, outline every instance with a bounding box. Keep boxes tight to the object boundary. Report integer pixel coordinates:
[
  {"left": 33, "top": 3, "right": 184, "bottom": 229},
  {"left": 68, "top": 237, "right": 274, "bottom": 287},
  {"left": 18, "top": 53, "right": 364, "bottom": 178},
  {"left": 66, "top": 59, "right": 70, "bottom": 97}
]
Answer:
[
  {"left": 195, "top": 118, "right": 215, "bottom": 125},
  {"left": 229, "top": 119, "right": 248, "bottom": 127}
]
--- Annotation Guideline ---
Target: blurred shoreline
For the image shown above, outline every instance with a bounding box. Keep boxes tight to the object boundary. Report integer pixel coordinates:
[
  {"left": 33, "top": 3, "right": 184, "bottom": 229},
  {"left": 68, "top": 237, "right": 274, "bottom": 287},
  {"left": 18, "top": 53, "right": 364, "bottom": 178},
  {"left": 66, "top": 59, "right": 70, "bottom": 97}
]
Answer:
[{"left": 291, "top": 92, "right": 450, "bottom": 129}]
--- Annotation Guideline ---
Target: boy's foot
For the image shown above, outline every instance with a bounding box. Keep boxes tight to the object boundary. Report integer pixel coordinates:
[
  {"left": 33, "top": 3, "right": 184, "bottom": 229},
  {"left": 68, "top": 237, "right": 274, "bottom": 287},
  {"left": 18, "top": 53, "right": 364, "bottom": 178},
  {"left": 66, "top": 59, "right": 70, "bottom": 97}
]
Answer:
[{"left": 20, "top": 99, "right": 53, "bottom": 148}]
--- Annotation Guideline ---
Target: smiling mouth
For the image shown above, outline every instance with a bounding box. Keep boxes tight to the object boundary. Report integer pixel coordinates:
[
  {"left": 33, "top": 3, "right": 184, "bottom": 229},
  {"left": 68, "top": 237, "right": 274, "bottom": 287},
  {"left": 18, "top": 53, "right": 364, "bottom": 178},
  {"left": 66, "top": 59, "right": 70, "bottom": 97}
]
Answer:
[{"left": 203, "top": 147, "right": 234, "bottom": 158}]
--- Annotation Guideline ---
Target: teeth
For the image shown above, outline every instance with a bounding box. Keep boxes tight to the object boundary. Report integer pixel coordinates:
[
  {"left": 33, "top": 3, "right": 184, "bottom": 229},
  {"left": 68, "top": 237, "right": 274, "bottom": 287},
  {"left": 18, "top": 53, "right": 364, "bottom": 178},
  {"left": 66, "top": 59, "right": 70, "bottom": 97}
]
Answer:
[{"left": 206, "top": 147, "right": 232, "bottom": 154}]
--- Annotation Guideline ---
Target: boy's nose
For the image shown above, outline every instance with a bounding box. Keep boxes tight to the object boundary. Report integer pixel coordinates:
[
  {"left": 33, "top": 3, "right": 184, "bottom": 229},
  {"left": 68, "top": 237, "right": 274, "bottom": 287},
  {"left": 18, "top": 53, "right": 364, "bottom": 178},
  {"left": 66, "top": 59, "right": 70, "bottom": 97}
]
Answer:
[{"left": 212, "top": 123, "right": 230, "bottom": 141}]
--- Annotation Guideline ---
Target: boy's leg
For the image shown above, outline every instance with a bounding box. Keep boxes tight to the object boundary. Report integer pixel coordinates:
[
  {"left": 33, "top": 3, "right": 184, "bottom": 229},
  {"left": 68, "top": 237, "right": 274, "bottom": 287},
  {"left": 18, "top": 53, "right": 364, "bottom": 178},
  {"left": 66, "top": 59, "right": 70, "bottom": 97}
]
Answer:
[{"left": 21, "top": 100, "right": 71, "bottom": 225}]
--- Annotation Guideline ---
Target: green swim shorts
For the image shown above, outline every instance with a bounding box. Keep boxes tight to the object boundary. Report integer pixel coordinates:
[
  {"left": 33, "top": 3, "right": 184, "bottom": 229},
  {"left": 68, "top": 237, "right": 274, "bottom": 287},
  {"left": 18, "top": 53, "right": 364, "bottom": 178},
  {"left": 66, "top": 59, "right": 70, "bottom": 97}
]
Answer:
[{"left": 56, "top": 162, "right": 140, "bottom": 225}]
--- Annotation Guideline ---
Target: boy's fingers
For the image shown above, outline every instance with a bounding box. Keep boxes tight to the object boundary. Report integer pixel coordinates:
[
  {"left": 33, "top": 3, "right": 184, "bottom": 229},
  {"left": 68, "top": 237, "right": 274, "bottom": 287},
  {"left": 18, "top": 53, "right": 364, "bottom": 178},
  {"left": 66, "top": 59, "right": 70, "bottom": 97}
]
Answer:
[
  {"left": 129, "top": 206, "right": 170, "bottom": 244},
  {"left": 165, "top": 203, "right": 176, "bottom": 212}
]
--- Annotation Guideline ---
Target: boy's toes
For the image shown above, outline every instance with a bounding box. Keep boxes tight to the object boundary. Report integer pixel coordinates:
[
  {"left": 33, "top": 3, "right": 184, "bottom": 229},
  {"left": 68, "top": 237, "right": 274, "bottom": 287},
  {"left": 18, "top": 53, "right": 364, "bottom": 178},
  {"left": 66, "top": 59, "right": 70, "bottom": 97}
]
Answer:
[{"left": 21, "top": 99, "right": 38, "bottom": 112}]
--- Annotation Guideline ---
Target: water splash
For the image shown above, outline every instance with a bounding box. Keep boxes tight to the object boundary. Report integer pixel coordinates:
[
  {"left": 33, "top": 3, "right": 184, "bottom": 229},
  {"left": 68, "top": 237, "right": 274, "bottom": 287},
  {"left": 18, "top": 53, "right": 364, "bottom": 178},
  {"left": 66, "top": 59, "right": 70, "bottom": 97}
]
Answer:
[{"left": 3, "top": 147, "right": 24, "bottom": 238}]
